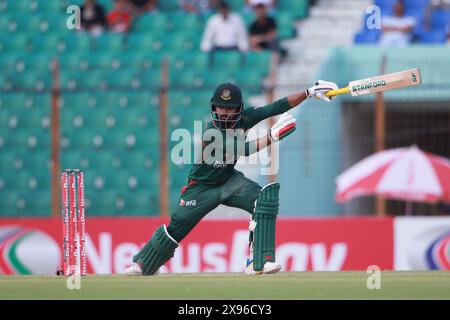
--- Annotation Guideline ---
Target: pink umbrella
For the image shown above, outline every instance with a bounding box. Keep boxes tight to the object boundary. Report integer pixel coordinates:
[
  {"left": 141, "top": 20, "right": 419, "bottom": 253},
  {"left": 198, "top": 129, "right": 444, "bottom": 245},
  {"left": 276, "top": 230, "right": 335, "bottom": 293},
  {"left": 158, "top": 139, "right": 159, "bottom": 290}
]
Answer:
[{"left": 336, "top": 145, "right": 450, "bottom": 214}]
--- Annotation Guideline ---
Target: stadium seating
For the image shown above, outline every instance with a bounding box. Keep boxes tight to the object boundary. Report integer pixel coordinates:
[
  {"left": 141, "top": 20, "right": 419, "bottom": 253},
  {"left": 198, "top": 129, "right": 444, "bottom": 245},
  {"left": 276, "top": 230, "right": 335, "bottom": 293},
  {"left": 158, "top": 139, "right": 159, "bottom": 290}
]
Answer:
[
  {"left": 0, "top": 0, "right": 307, "bottom": 216},
  {"left": 355, "top": 1, "right": 450, "bottom": 44}
]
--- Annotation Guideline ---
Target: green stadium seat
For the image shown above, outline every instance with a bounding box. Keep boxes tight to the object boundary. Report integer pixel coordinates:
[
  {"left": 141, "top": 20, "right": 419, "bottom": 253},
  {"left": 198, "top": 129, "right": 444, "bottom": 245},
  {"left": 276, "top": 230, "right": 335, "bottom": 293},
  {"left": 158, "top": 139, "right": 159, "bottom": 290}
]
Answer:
[
  {"left": 114, "top": 108, "right": 154, "bottom": 129},
  {"left": 120, "top": 151, "right": 158, "bottom": 171},
  {"left": 16, "top": 53, "right": 55, "bottom": 74},
  {"left": 138, "top": 69, "right": 163, "bottom": 90},
  {"left": 127, "top": 34, "right": 155, "bottom": 51},
  {"left": 134, "top": 13, "right": 169, "bottom": 32},
  {"left": 108, "top": 170, "right": 158, "bottom": 191},
  {"left": 85, "top": 189, "right": 118, "bottom": 216},
  {"left": 0, "top": 106, "right": 9, "bottom": 130},
  {"left": 103, "top": 70, "right": 140, "bottom": 89},
  {"left": 59, "top": 107, "right": 78, "bottom": 132},
  {"left": 242, "top": 12, "right": 255, "bottom": 27},
  {"left": 110, "top": 52, "right": 145, "bottom": 70},
  {"left": 0, "top": 191, "right": 20, "bottom": 216},
  {"left": 276, "top": 12, "right": 296, "bottom": 39},
  {"left": 24, "top": 94, "right": 51, "bottom": 110},
  {"left": 169, "top": 13, "right": 202, "bottom": 31},
  {"left": 93, "top": 34, "right": 126, "bottom": 52},
  {"left": 19, "top": 151, "right": 50, "bottom": 171},
  {"left": 167, "top": 33, "right": 201, "bottom": 52},
  {"left": 4, "top": 171, "right": 36, "bottom": 191},
  {"left": 59, "top": 71, "right": 82, "bottom": 92},
  {"left": 102, "top": 130, "right": 135, "bottom": 150},
  {"left": 61, "top": 150, "right": 84, "bottom": 169},
  {"left": 17, "top": 190, "right": 51, "bottom": 216},
  {"left": 169, "top": 91, "right": 195, "bottom": 108},
  {"left": 200, "top": 69, "right": 235, "bottom": 87},
  {"left": 190, "top": 90, "right": 211, "bottom": 106},
  {"left": 149, "top": 34, "right": 171, "bottom": 53},
  {"left": 66, "top": 129, "right": 105, "bottom": 150},
  {"left": 0, "top": 152, "right": 18, "bottom": 172},
  {"left": 60, "top": 70, "right": 104, "bottom": 91},
  {"left": 210, "top": 51, "right": 244, "bottom": 69},
  {"left": 124, "top": 92, "right": 160, "bottom": 109},
  {"left": 0, "top": 53, "right": 22, "bottom": 73},
  {"left": 278, "top": 0, "right": 309, "bottom": 18},
  {"left": 171, "top": 69, "right": 207, "bottom": 89},
  {"left": 0, "top": 74, "right": 7, "bottom": 92},
  {"left": 2, "top": 0, "right": 33, "bottom": 13},
  {"left": 120, "top": 190, "right": 158, "bottom": 215},
  {"left": 59, "top": 34, "right": 92, "bottom": 53},
  {"left": 235, "top": 70, "right": 266, "bottom": 94},
  {"left": 81, "top": 52, "right": 115, "bottom": 70},
  {"left": 244, "top": 51, "right": 272, "bottom": 69},
  {"left": 63, "top": 93, "right": 97, "bottom": 110},
  {"left": 93, "top": 92, "right": 127, "bottom": 109},
  {"left": 158, "top": 0, "right": 179, "bottom": 12},
  {"left": 141, "top": 53, "right": 168, "bottom": 69},
  {"left": 0, "top": 34, "right": 29, "bottom": 53},
  {"left": 23, "top": 15, "right": 56, "bottom": 35},
  {"left": 42, "top": 16, "right": 71, "bottom": 34},
  {"left": 186, "top": 51, "right": 209, "bottom": 69},
  {"left": 30, "top": 34, "right": 61, "bottom": 53},
  {"left": 19, "top": 130, "right": 50, "bottom": 151},
  {"left": 17, "top": 107, "right": 50, "bottom": 129},
  {"left": 226, "top": 0, "right": 244, "bottom": 11},
  {"left": 0, "top": 93, "right": 28, "bottom": 109},
  {"left": 9, "top": 72, "right": 52, "bottom": 92},
  {"left": 82, "top": 152, "right": 121, "bottom": 172},
  {"left": 35, "top": 1, "right": 64, "bottom": 13},
  {"left": 59, "top": 52, "right": 84, "bottom": 71}
]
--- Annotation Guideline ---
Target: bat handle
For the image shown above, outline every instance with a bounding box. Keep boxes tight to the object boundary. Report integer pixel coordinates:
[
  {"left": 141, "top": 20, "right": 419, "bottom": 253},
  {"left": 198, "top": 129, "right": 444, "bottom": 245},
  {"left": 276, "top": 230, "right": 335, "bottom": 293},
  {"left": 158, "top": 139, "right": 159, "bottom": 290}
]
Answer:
[{"left": 325, "top": 86, "right": 350, "bottom": 97}]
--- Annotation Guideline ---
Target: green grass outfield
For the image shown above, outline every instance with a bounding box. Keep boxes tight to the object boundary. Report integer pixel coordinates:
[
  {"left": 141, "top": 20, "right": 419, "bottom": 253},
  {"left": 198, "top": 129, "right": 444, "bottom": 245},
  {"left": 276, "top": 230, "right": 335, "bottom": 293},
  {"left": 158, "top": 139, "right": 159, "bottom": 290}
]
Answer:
[{"left": 0, "top": 271, "right": 449, "bottom": 300}]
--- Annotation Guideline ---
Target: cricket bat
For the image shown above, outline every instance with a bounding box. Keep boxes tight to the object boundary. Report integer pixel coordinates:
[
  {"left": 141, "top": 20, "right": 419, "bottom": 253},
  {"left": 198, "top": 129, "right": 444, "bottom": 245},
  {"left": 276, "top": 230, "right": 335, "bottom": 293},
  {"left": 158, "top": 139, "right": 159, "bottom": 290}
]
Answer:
[{"left": 325, "top": 68, "right": 422, "bottom": 97}]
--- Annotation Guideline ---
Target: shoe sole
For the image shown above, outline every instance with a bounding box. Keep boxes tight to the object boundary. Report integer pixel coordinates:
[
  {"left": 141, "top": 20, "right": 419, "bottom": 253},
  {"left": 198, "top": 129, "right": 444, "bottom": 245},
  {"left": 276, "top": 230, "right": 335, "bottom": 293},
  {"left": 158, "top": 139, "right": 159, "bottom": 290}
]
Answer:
[{"left": 263, "top": 265, "right": 281, "bottom": 274}]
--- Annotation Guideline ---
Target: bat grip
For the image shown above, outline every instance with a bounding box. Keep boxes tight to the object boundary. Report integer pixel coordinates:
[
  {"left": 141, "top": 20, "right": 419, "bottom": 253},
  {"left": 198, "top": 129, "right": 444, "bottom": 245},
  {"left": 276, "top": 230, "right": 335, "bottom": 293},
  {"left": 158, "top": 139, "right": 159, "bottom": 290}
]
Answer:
[{"left": 325, "top": 87, "right": 350, "bottom": 97}]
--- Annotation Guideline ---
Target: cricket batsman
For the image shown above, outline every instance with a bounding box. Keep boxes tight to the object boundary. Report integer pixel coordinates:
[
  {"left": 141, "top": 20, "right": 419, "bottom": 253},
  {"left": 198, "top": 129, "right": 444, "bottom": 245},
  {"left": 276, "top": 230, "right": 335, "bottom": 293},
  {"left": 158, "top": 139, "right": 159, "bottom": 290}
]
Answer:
[{"left": 125, "top": 80, "right": 338, "bottom": 275}]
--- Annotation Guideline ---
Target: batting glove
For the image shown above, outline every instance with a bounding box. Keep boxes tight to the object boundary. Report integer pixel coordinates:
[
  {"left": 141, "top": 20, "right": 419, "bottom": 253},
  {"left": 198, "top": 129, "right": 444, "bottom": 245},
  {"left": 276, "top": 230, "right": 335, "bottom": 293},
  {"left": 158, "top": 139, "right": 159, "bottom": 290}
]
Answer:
[
  {"left": 269, "top": 112, "right": 296, "bottom": 143},
  {"left": 305, "top": 80, "right": 339, "bottom": 102}
]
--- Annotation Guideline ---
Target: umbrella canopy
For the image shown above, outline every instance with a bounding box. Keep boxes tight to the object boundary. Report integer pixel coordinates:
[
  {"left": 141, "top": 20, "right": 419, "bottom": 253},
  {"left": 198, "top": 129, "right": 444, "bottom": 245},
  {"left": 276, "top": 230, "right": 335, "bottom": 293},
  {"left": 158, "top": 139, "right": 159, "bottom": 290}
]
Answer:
[{"left": 336, "top": 145, "right": 450, "bottom": 203}]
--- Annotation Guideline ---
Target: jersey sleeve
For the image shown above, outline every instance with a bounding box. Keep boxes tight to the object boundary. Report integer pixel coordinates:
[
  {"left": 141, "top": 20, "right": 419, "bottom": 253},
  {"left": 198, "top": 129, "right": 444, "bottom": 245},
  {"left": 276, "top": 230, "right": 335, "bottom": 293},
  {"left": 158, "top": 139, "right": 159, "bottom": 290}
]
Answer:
[{"left": 241, "top": 97, "right": 291, "bottom": 129}]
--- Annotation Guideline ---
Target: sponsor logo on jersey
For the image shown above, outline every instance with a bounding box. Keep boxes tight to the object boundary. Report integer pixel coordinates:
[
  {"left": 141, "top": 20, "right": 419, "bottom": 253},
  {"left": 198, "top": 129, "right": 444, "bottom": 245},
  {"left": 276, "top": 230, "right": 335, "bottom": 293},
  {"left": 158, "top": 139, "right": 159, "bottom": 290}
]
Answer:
[
  {"left": 179, "top": 199, "right": 197, "bottom": 207},
  {"left": 213, "top": 160, "right": 227, "bottom": 168}
]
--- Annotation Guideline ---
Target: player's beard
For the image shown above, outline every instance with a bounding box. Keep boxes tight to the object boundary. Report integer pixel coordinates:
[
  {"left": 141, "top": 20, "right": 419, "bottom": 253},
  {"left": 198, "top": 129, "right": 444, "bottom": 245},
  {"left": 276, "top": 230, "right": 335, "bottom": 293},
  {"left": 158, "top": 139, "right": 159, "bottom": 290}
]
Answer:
[{"left": 211, "top": 108, "right": 242, "bottom": 130}]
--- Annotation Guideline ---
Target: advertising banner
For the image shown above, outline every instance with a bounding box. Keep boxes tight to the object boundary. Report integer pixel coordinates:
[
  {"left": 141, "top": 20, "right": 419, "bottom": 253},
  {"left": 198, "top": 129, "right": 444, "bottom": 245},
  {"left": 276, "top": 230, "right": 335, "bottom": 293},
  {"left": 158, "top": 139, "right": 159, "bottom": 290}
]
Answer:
[
  {"left": 394, "top": 217, "right": 450, "bottom": 270},
  {"left": 0, "top": 217, "right": 393, "bottom": 274}
]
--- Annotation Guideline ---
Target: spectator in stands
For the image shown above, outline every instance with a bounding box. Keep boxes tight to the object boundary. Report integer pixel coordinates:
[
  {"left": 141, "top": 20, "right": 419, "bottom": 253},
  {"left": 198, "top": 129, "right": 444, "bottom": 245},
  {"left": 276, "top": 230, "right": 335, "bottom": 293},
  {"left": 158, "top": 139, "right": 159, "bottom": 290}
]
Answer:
[
  {"left": 80, "top": 0, "right": 107, "bottom": 36},
  {"left": 424, "top": 0, "right": 450, "bottom": 30},
  {"left": 108, "top": 0, "right": 132, "bottom": 33},
  {"left": 249, "top": 3, "right": 287, "bottom": 62},
  {"left": 124, "top": 0, "right": 158, "bottom": 15},
  {"left": 244, "top": 0, "right": 276, "bottom": 13},
  {"left": 200, "top": 1, "right": 249, "bottom": 52},
  {"left": 447, "top": 25, "right": 450, "bottom": 44},
  {"left": 379, "top": 1, "right": 416, "bottom": 47},
  {"left": 179, "top": 0, "right": 219, "bottom": 16}
]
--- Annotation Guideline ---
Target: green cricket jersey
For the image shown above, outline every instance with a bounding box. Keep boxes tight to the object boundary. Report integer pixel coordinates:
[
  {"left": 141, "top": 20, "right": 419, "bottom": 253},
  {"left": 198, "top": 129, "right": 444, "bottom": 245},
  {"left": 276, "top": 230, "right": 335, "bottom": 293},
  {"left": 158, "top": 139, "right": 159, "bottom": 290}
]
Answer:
[{"left": 188, "top": 97, "right": 291, "bottom": 184}]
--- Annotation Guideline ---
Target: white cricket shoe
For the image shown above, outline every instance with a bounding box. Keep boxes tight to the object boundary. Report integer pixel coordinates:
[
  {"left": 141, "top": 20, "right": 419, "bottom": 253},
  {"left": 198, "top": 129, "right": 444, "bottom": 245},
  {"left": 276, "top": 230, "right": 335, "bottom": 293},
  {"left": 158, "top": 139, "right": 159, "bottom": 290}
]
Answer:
[
  {"left": 245, "top": 259, "right": 281, "bottom": 275},
  {"left": 124, "top": 262, "right": 143, "bottom": 276},
  {"left": 124, "top": 262, "right": 160, "bottom": 276}
]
